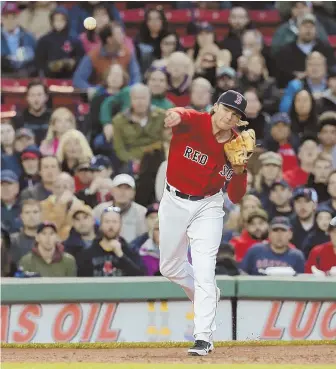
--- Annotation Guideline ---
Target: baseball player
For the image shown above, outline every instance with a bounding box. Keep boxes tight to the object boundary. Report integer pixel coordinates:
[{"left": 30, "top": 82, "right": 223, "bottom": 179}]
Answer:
[{"left": 159, "top": 90, "right": 256, "bottom": 355}]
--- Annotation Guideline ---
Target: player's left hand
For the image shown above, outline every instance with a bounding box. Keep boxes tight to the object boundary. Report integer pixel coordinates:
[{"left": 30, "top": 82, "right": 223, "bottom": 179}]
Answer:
[{"left": 224, "top": 129, "right": 256, "bottom": 174}]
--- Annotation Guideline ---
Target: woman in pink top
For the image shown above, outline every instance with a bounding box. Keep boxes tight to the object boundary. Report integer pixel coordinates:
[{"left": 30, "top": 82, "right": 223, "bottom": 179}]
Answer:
[{"left": 40, "top": 107, "right": 76, "bottom": 156}]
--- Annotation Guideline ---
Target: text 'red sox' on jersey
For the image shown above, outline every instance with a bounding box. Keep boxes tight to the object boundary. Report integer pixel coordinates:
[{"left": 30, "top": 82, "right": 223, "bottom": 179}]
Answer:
[{"left": 166, "top": 108, "right": 247, "bottom": 203}]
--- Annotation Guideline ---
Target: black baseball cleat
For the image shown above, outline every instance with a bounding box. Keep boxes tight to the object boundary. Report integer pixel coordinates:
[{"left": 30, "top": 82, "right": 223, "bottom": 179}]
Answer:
[{"left": 188, "top": 340, "right": 214, "bottom": 356}]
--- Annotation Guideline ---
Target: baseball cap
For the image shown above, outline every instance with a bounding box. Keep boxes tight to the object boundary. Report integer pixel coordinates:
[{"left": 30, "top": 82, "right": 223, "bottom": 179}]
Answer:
[
  {"left": 15, "top": 128, "right": 35, "bottom": 139},
  {"left": 259, "top": 152, "right": 283, "bottom": 167},
  {"left": 90, "top": 155, "right": 112, "bottom": 171},
  {"left": 292, "top": 187, "right": 318, "bottom": 203},
  {"left": 270, "top": 216, "right": 292, "bottom": 231},
  {"left": 20, "top": 145, "right": 41, "bottom": 160},
  {"left": 246, "top": 208, "right": 268, "bottom": 224},
  {"left": 2, "top": 2, "right": 20, "bottom": 15},
  {"left": 71, "top": 205, "right": 93, "bottom": 219},
  {"left": 146, "top": 203, "right": 160, "bottom": 217},
  {"left": 298, "top": 13, "right": 316, "bottom": 27},
  {"left": 216, "top": 66, "right": 236, "bottom": 79},
  {"left": 328, "top": 216, "right": 336, "bottom": 231},
  {"left": 37, "top": 222, "right": 57, "bottom": 234},
  {"left": 1, "top": 170, "right": 19, "bottom": 183},
  {"left": 316, "top": 204, "right": 333, "bottom": 217},
  {"left": 270, "top": 112, "right": 291, "bottom": 127},
  {"left": 196, "top": 22, "right": 214, "bottom": 33},
  {"left": 216, "top": 90, "right": 247, "bottom": 120},
  {"left": 328, "top": 65, "right": 336, "bottom": 79},
  {"left": 270, "top": 180, "right": 291, "bottom": 191},
  {"left": 111, "top": 174, "right": 135, "bottom": 189}
]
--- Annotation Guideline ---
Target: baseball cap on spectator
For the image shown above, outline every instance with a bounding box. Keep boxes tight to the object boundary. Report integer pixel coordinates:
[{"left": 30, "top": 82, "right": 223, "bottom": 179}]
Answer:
[
  {"left": 217, "top": 66, "right": 236, "bottom": 79},
  {"left": 15, "top": 128, "right": 35, "bottom": 139},
  {"left": 270, "top": 216, "right": 292, "bottom": 231},
  {"left": 328, "top": 216, "right": 336, "bottom": 231},
  {"left": 71, "top": 205, "right": 93, "bottom": 219},
  {"left": 292, "top": 187, "right": 318, "bottom": 203},
  {"left": 90, "top": 155, "right": 112, "bottom": 171},
  {"left": 1, "top": 170, "right": 19, "bottom": 183},
  {"left": 146, "top": 203, "right": 160, "bottom": 217},
  {"left": 318, "top": 111, "right": 336, "bottom": 130},
  {"left": 316, "top": 204, "right": 333, "bottom": 217},
  {"left": 111, "top": 174, "right": 135, "bottom": 189},
  {"left": 2, "top": 2, "right": 20, "bottom": 15},
  {"left": 37, "top": 222, "right": 57, "bottom": 234},
  {"left": 246, "top": 208, "right": 268, "bottom": 224},
  {"left": 298, "top": 13, "right": 316, "bottom": 27},
  {"left": 259, "top": 152, "right": 283, "bottom": 167},
  {"left": 270, "top": 112, "right": 291, "bottom": 127},
  {"left": 20, "top": 145, "right": 41, "bottom": 160},
  {"left": 196, "top": 22, "right": 214, "bottom": 33},
  {"left": 270, "top": 180, "right": 291, "bottom": 191}
]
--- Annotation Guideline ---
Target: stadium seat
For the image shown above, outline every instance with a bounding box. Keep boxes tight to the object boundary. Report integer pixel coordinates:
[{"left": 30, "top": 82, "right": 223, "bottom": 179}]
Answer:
[
  {"left": 180, "top": 35, "right": 195, "bottom": 48},
  {"left": 249, "top": 10, "right": 281, "bottom": 24},
  {"left": 1, "top": 78, "right": 29, "bottom": 92},
  {"left": 120, "top": 9, "right": 145, "bottom": 23},
  {"left": 328, "top": 35, "right": 336, "bottom": 48},
  {"left": 45, "top": 79, "right": 74, "bottom": 93},
  {"left": 195, "top": 9, "right": 230, "bottom": 24},
  {"left": 0, "top": 104, "right": 16, "bottom": 119},
  {"left": 165, "top": 10, "right": 192, "bottom": 23}
]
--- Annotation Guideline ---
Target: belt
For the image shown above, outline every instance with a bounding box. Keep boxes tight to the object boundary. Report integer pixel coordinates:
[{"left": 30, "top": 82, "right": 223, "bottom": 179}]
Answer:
[{"left": 166, "top": 184, "right": 208, "bottom": 201}]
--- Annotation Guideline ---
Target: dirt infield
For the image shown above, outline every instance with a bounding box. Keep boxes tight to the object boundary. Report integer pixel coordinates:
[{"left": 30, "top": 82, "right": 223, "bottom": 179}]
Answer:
[{"left": 2, "top": 345, "right": 335, "bottom": 365}]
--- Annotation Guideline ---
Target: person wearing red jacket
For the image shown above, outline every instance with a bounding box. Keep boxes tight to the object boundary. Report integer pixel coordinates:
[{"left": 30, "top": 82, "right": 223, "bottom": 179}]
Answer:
[
  {"left": 159, "top": 90, "right": 253, "bottom": 356},
  {"left": 305, "top": 216, "right": 336, "bottom": 273},
  {"left": 230, "top": 208, "right": 269, "bottom": 263}
]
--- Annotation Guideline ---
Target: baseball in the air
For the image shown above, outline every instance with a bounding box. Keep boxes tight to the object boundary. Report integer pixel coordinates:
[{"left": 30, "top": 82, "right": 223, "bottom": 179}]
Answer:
[{"left": 83, "top": 17, "right": 97, "bottom": 30}]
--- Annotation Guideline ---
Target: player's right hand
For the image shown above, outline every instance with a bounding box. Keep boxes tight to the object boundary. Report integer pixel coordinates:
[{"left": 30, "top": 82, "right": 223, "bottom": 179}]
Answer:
[{"left": 164, "top": 109, "right": 181, "bottom": 127}]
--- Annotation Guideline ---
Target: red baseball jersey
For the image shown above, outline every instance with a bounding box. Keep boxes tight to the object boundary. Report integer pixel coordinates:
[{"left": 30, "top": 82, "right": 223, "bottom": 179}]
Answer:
[{"left": 166, "top": 108, "right": 247, "bottom": 203}]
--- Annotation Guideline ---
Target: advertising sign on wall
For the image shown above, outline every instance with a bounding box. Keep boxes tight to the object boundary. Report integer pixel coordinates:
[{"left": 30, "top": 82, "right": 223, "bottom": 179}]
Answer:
[{"left": 1, "top": 300, "right": 232, "bottom": 343}]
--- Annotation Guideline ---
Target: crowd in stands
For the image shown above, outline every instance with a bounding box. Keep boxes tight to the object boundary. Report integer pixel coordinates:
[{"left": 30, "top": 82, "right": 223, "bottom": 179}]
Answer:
[{"left": 1, "top": 1, "right": 336, "bottom": 278}]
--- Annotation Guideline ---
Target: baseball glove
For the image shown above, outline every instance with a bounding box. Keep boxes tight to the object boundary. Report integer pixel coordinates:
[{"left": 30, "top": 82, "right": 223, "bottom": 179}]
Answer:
[{"left": 224, "top": 129, "right": 256, "bottom": 173}]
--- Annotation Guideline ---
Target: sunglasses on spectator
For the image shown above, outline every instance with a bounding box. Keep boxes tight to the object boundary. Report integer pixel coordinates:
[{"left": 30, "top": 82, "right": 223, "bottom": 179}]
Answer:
[{"left": 103, "top": 206, "right": 121, "bottom": 214}]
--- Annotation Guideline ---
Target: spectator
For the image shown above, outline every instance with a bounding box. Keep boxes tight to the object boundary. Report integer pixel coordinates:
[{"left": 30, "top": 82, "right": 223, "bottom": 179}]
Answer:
[
  {"left": 186, "top": 78, "right": 212, "bottom": 113},
  {"left": 253, "top": 152, "right": 283, "bottom": 208},
  {"left": 40, "top": 108, "right": 77, "bottom": 156},
  {"left": 289, "top": 89, "right": 318, "bottom": 139},
  {"left": 135, "top": 8, "right": 168, "bottom": 74},
  {"left": 165, "top": 51, "right": 193, "bottom": 106},
  {"left": 1, "top": 170, "right": 21, "bottom": 234},
  {"left": 56, "top": 129, "right": 93, "bottom": 174},
  {"left": 77, "top": 207, "right": 145, "bottom": 277},
  {"left": 280, "top": 52, "right": 328, "bottom": 113},
  {"left": 268, "top": 180, "right": 294, "bottom": 219},
  {"left": 76, "top": 155, "right": 114, "bottom": 209},
  {"left": 311, "top": 2, "right": 336, "bottom": 35},
  {"left": 193, "top": 44, "right": 219, "bottom": 86},
  {"left": 9, "top": 199, "right": 41, "bottom": 265},
  {"left": 215, "top": 242, "right": 240, "bottom": 276},
  {"left": 1, "top": 122, "right": 21, "bottom": 177},
  {"left": 187, "top": 22, "right": 216, "bottom": 61},
  {"left": 19, "top": 222, "right": 76, "bottom": 277},
  {"left": 230, "top": 208, "right": 269, "bottom": 263},
  {"left": 19, "top": 145, "right": 41, "bottom": 191},
  {"left": 40, "top": 172, "right": 85, "bottom": 241},
  {"left": 139, "top": 218, "right": 160, "bottom": 276},
  {"left": 1, "top": 2, "right": 36, "bottom": 77},
  {"left": 152, "top": 30, "right": 182, "bottom": 67},
  {"left": 237, "top": 53, "right": 280, "bottom": 115},
  {"left": 272, "top": 1, "right": 329, "bottom": 55},
  {"left": 317, "top": 112, "right": 336, "bottom": 167},
  {"left": 18, "top": 1, "right": 56, "bottom": 39},
  {"left": 73, "top": 24, "right": 141, "bottom": 89},
  {"left": 1, "top": 226, "right": 16, "bottom": 277},
  {"left": 21, "top": 155, "right": 61, "bottom": 202},
  {"left": 284, "top": 137, "right": 320, "bottom": 188},
  {"left": 73, "top": 161, "right": 94, "bottom": 193},
  {"left": 93, "top": 174, "right": 147, "bottom": 243},
  {"left": 12, "top": 80, "right": 51, "bottom": 146},
  {"left": 274, "top": 14, "right": 335, "bottom": 88},
  {"left": 64, "top": 205, "right": 97, "bottom": 264},
  {"left": 212, "top": 67, "right": 237, "bottom": 103},
  {"left": 219, "top": 6, "right": 252, "bottom": 70},
  {"left": 291, "top": 187, "right": 318, "bottom": 250},
  {"left": 305, "top": 216, "right": 336, "bottom": 273},
  {"left": 317, "top": 66, "right": 336, "bottom": 113},
  {"left": 14, "top": 128, "right": 35, "bottom": 154},
  {"left": 243, "top": 89, "right": 270, "bottom": 143},
  {"left": 307, "top": 153, "right": 333, "bottom": 203},
  {"left": 264, "top": 113, "right": 300, "bottom": 173},
  {"left": 321, "top": 170, "right": 336, "bottom": 216},
  {"left": 302, "top": 205, "right": 333, "bottom": 258},
  {"left": 241, "top": 216, "right": 305, "bottom": 275},
  {"left": 112, "top": 84, "right": 165, "bottom": 167}
]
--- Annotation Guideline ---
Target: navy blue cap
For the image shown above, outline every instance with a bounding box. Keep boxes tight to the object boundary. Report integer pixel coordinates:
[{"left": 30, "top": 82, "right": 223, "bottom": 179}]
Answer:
[
  {"left": 270, "top": 216, "right": 292, "bottom": 231},
  {"left": 146, "top": 203, "right": 160, "bottom": 217},
  {"left": 270, "top": 180, "right": 291, "bottom": 191},
  {"left": 196, "top": 22, "right": 214, "bottom": 33},
  {"left": 216, "top": 90, "right": 247, "bottom": 119},
  {"left": 90, "top": 155, "right": 112, "bottom": 171},
  {"left": 292, "top": 187, "right": 318, "bottom": 203},
  {"left": 316, "top": 205, "right": 333, "bottom": 216},
  {"left": 1, "top": 170, "right": 19, "bottom": 183},
  {"left": 271, "top": 112, "right": 291, "bottom": 126},
  {"left": 36, "top": 222, "right": 57, "bottom": 234}
]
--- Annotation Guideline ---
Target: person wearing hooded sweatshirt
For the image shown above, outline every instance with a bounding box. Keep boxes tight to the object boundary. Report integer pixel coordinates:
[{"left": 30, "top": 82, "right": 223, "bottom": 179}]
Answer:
[
  {"left": 35, "top": 7, "right": 85, "bottom": 79},
  {"left": 301, "top": 205, "right": 333, "bottom": 258}
]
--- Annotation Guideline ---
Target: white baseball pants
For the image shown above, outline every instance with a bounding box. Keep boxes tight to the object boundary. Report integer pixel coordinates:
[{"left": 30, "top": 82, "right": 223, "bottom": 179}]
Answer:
[{"left": 158, "top": 184, "right": 224, "bottom": 342}]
